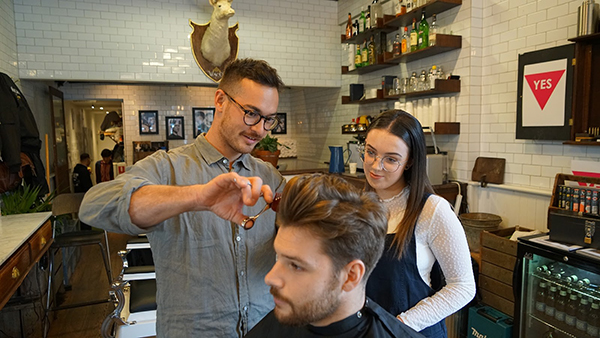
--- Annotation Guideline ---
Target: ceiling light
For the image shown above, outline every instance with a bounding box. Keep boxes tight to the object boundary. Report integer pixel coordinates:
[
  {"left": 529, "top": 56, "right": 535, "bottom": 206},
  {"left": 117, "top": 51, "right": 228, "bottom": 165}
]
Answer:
[
  {"left": 100, "top": 107, "right": 104, "bottom": 110},
  {"left": 91, "top": 105, "right": 95, "bottom": 108}
]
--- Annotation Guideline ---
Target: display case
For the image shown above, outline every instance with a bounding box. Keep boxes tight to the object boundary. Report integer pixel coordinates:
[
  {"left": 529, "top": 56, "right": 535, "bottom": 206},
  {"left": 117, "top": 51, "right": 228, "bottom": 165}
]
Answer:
[{"left": 515, "top": 234, "right": 600, "bottom": 338}]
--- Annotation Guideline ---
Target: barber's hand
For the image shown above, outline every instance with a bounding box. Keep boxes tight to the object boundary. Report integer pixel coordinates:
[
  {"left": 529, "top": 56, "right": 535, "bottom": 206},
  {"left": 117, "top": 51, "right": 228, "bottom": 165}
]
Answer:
[{"left": 198, "top": 172, "right": 274, "bottom": 225}]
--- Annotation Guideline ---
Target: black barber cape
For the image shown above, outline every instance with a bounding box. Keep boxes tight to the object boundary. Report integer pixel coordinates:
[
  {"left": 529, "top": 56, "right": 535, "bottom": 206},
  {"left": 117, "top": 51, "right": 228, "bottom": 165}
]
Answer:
[{"left": 245, "top": 298, "right": 424, "bottom": 338}]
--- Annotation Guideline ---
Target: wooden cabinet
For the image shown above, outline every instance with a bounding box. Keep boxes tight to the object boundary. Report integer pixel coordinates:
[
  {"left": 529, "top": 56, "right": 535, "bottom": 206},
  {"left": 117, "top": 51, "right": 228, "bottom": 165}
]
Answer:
[
  {"left": 0, "top": 217, "right": 52, "bottom": 310},
  {"left": 567, "top": 32, "right": 600, "bottom": 146}
]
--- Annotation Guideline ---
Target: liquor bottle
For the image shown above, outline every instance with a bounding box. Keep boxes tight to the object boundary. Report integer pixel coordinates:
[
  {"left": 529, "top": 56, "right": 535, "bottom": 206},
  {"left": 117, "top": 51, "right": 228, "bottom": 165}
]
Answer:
[
  {"left": 586, "top": 189, "right": 592, "bottom": 213},
  {"left": 565, "top": 187, "right": 572, "bottom": 210},
  {"left": 435, "top": 65, "right": 445, "bottom": 80},
  {"left": 430, "top": 14, "right": 438, "bottom": 46},
  {"left": 545, "top": 285, "right": 558, "bottom": 319},
  {"left": 587, "top": 301, "right": 600, "bottom": 338},
  {"left": 410, "top": 18, "right": 418, "bottom": 52},
  {"left": 393, "top": 34, "right": 401, "bottom": 57},
  {"left": 592, "top": 189, "right": 599, "bottom": 215},
  {"left": 576, "top": 297, "right": 590, "bottom": 334},
  {"left": 371, "top": 0, "right": 383, "bottom": 26},
  {"left": 368, "top": 35, "right": 375, "bottom": 65},
  {"left": 537, "top": 264, "right": 551, "bottom": 275},
  {"left": 361, "top": 9, "right": 366, "bottom": 32},
  {"left": 580, "top": 188, "right": 586, "bottom": 213},
  {"left": 401, "top": 27, "right": 409, "bottom": 54},
  {"left": 418, "top": 10, "right": 429, "bottom": 49},
  {"left": 355, "top": 44, "right": 362, "bottom": 68},
  {"left": 346, "top": 13, "right": 353, "bottom": 40},
  {"left": 565, "top": 293, "right": 579, "bottom": 327},
  {"left": 565, "top": 274, "right": 579, "bottom": 286},
  {"left": 535, "top": 280, "right": 548, "bottom": 316},
  {"left": 554, "top": 289, "right": 568, "bottom": 323},
  {"left": 366, "top": 6, "right": 371, "bottom": 30},
  {"left": 354, "top": 20, "right": 360, "bottom": 36},
  {"left": 406, "top": 0, "right": 412, "bottom": 13},
  {"left": 361, "top": 40, "right": 368, "bottom": 66}
]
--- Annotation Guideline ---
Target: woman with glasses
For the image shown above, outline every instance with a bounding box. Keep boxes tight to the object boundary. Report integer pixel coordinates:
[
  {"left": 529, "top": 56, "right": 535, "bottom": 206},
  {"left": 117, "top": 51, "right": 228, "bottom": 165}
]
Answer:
[{"left": 363, "top": 110, "right": 475, "bottom": 338}]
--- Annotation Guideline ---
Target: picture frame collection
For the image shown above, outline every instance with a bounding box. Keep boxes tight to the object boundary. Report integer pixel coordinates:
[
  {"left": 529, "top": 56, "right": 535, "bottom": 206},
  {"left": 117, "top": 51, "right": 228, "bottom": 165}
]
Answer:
[{"left": 138, "top": 109, "right": 287, "bottom": 138}]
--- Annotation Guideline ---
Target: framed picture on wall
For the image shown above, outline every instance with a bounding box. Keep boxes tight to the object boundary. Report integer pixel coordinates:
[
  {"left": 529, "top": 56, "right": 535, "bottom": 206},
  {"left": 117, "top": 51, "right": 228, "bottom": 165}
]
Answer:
[
  {"left": 192, "top": 107, "right": 215, "bottom": 138},
  {"left": 271, "top": 113, "right": 287, "bottom": 135},
  {"left": 139, "top": 110, "right": 159, "bottom": 135},
  {"left": 166, "top": 116, "right": 185, "bottom": 140}
]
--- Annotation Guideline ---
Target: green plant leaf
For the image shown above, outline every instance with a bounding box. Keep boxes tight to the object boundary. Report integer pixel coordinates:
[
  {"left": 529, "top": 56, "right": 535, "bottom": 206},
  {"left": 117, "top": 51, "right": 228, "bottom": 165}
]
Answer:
[{"left": 1, "top": 184, "right": 55, "bottom": 215}]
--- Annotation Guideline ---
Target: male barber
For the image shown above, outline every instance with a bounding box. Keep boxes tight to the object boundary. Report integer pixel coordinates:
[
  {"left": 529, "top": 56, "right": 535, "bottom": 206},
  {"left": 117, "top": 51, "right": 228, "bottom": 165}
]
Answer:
[
  {"left": 246, "top": 174, "right": 424, "bottom": 338},
  {"left": 80, "top": 59, "right": 285, "bottom": 337}
]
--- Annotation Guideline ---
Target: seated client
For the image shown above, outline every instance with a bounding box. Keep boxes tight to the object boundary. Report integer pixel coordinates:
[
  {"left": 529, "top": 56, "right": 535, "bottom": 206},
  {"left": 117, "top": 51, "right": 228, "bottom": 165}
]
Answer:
[{"left": 246, "top": 173, "right": 424, "bottom": 338}]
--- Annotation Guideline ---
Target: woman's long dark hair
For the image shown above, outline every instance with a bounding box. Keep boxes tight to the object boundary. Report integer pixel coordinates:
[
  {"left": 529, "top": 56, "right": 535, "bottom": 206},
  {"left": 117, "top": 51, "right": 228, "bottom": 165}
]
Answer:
[{"left": 365, "top": 110, "right": 435, "bottom": 258}]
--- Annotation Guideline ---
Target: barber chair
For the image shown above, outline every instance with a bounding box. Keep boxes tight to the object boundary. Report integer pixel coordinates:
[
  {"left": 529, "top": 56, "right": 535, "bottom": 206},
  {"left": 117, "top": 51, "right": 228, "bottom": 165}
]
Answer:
[
  {"left": 102, "top": 237, "right": 157, "bottom": 338},
  {"left": 43, "top": 193, "right": 113, "bottom": 337}
]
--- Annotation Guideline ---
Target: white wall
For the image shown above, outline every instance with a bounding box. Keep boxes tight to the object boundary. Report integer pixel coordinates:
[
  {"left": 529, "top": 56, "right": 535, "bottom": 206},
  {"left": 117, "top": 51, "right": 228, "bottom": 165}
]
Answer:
[
  {"left": 12, "top": 0, "right": 340, "bottom": 87},
  {"left": 0, "top": 0, "right": 17, "bottom": 77},
  {"left": 59, "top": 82, "right": 291, "bottom": 165}
]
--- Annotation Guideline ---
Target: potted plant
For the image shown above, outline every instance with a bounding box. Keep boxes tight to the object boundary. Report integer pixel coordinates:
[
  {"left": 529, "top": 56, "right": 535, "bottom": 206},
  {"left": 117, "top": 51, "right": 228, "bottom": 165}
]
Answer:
[{"left": 252, "top": 134, "right": 289, "bottom": 168}]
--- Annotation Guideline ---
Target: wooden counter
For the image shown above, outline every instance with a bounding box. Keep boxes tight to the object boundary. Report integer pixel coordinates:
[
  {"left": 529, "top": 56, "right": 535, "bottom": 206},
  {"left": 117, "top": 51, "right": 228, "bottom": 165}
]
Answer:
[{"left": 0, "top": 212, "right": 53, "bottom": 310}]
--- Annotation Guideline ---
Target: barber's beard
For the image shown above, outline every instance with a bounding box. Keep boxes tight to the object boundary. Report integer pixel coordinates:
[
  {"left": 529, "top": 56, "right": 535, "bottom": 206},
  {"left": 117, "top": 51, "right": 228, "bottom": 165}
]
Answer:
[{"left": 270, "top": 277, "right": 342, "bottom": 327}]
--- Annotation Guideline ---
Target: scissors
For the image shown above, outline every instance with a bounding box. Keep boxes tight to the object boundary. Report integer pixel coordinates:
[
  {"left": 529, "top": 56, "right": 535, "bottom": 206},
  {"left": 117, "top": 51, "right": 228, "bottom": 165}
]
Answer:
[{"left": 240, "top": 193, "right": 282, "bottom": 230}]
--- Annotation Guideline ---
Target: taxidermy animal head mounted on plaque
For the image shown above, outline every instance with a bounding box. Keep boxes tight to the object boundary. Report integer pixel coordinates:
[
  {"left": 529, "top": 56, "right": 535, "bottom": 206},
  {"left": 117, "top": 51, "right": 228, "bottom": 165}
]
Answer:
[{"left": 190, "top": 0, "right": 239, "bottom": 82}]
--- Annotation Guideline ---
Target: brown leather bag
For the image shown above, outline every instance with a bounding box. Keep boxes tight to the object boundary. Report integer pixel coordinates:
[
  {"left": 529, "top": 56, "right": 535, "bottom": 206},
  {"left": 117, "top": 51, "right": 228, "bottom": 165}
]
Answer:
[{"left": 0, "top": 153, "right": 35, "bottom": 193}]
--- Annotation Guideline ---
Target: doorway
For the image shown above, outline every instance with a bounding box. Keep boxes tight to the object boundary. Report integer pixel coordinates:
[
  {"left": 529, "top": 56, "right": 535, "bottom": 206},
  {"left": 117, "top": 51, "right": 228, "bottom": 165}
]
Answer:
[{"left": 64, "top": 99, "right": 123, "bottom": 186}]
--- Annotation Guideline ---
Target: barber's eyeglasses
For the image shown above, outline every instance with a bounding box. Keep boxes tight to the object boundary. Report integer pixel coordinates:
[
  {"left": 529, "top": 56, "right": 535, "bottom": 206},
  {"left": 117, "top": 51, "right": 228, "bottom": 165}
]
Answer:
[
  {"left": 222, "top": 90, "right": 280, "bottom": 131},
  {"left": 240, "top": 193, "right": 282, "bottom": 230},
  {"left": 359, "top": 146, "right": 403, "bottom": 173}
]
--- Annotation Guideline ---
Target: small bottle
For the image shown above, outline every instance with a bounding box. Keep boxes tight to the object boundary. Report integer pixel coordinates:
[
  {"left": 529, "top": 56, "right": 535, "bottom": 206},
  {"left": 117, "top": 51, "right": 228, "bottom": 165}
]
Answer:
[
  {"left": 418, "top": 9, "right": 429, "bottom": 49},
  {"left": 576, "top": 297, "right": 590, "bottom": 334},
  {"left": 534, "top": 280, "right": 548, "bottom": 316},
  {"left": 544, "top": 285, "right": 557, "bottom": 319},
  {"left": 429, "top": 66, "right": 437, "bottom": 89},
  {"left": 410, "top": 71, "right": 418, "bottom": 92},
  {"left": 393, "top": 34, "right": 401, "bottom": 57},
  {"left": 361, "top": 39, "right": 368, "bottom": 66},
  {"left": 430, "top": 14, "right": 438, "bottom": 46},
  {"left": 554, "top": 289, "right": 568, "bottom": 323},
  {"left": 587, "top": 301, "right": 600, "bottom": 338},
  {"left": 410, "top": 18, "right": 418, "bottom": 52},
  {"left": 368, "top": 35, "right": 375, "bottom": 65},
  {"left": 355, "top": 44, "right": 362, "bottom": 68},
  {"left": 401, "top": 27, "right": 409, "bottom": 54},
  {"left": 406, "top": 0, "right": 412, "bottom": 13},
  {"left": 354, "top": 20, "right": 360, "bottom": 36},
  {"left": 565, "top": 293, "right": 579, "bottom": 327},
  {"left": 436, "top": 65, "right": 444, "bottom": 80},
  {"left": 346, "top": 13, "right": 353, "bottom": 40},
  {"left": 371, "top": 0, "right": 383, "bottom": 26},
  {"left": 360, "top": 9, "right": 366, "bottom": 32},
  {"left": 366, "top": 6, "right": 371, "bottom": 30}
]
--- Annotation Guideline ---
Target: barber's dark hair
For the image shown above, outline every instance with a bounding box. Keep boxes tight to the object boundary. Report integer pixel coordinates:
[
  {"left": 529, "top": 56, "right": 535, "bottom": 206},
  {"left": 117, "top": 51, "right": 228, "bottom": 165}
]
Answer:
[
  {"left": 365, "top": 110, "right": 434, "bottom": 258},
  {"left": 101, "top": 149, "right": 112, "bottom": 158},
  {"left": 219, "top": 58, "right": 284, "bottom": 94},
  {"left": 277, "top": 173, "right": 388, "bottom": 282},
  {"left": 80, "top": 153, "right": 90, "bottom": 161}
]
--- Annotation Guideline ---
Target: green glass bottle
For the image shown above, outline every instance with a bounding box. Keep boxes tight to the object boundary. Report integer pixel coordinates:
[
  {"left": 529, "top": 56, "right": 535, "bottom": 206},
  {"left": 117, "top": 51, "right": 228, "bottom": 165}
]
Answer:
[
  {"left": 355, "top": 44, "right": 362, "bottom": 68},
  {"left": 418, "top": 9, "right": 429, "bottom": 49},
  {"left": 410, "top": 18, "right": 418, "bottom": 52},
  {"left": 361, "top": 39, "right": 368, "bottom": 67}
]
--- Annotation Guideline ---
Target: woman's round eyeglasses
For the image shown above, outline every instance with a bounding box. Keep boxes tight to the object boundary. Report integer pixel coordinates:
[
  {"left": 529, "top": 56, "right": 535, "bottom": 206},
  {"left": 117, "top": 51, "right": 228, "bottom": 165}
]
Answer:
[
  {"left": 222, "top": 90, "right": 280, "bottom": 131},
  {"left": 359, "top": 145, "right": 403, "bottom": 173}
]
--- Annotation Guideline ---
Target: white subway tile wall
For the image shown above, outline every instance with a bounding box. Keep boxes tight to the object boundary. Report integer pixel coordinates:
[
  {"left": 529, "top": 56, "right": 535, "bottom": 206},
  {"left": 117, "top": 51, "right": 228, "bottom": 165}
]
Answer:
[
  {"left": 0, "top": 0, "right": 18, "bottom": 78},
  {"left": 12, "top": 0, "right": 341, "bottom": 87},
  {"left": 59, "top": 82, "right": 291, "bottom": 165}
]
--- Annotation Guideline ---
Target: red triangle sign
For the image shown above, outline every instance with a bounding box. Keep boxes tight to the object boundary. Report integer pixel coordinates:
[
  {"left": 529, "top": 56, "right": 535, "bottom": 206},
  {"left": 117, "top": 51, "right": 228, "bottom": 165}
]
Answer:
[{"left": 524, "top": 70, "right": 565, "bottom": 110}]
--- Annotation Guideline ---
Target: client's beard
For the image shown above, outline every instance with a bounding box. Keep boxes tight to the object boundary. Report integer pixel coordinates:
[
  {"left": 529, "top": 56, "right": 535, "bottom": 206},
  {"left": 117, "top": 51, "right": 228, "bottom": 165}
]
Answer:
[{"left": 270, "top": 277, "right": 341, "bottom": 327}]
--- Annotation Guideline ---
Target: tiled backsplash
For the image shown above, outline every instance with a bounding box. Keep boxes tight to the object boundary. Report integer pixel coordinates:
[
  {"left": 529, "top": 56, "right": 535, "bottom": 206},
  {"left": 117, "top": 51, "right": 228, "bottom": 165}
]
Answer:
[
  {"left": 0, "top": 0, "right": 18, "bottom": 78},
  {"left": 12, "top": 0, "right": 340, "bottom": 87}
]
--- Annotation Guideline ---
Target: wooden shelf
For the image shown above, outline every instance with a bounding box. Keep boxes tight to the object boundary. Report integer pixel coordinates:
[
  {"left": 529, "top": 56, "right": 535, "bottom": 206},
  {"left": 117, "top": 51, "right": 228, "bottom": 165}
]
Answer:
[
  {"left": 562, "top": 141, "right": 600, "bottom": 146},
  {"left": 383, "top": 34, "right": 462, "bottom": 63},
  {"left": 340, "top": 18, "right": 397, "bottom": 44},
  {"left": 432, "top": 122, "right": 460, "bottom": 134},
  {"left": 383, "top": 79, "right": 461, "bottom": 99},
  {"left": 342, "top": 89, "right": 395, "bottom": 104},
  {"left": 384, "top": 0, "right": 462, "bottom": 28},
  {"left": 342, "top": 54, "right": 392, "bottom": 75},
  {"left": 568, "top": 32, "right": 600, "bottom": 43}
]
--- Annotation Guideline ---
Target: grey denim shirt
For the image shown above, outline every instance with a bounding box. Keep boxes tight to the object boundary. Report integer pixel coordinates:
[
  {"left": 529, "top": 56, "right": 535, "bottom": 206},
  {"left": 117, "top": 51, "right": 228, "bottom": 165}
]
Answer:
[{"left": 80, "top": 135, "right": 285, "bottom": 337}]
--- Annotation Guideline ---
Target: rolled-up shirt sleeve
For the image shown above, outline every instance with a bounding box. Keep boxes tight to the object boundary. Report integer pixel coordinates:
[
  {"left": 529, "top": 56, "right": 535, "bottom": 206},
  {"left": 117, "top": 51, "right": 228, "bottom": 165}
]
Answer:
[{"left": 79, "top": 151, "right": 168, "bottom": 235}]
